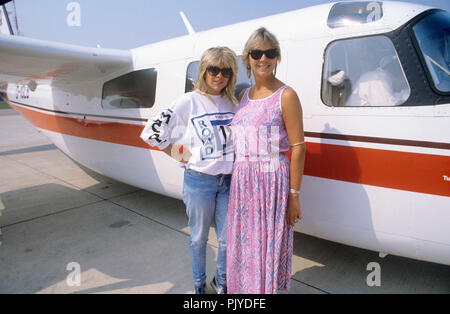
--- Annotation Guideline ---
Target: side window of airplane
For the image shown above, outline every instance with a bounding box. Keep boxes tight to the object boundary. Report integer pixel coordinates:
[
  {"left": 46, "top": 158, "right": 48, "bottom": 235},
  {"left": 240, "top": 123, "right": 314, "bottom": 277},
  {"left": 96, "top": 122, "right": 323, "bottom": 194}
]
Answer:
[
  {"left": 101, "top": 68, "right": 157, "bottom": 109},
  {"left": 185, "top": 61, "right": 197, "bottom": 93},
  {"left": 322, "top": 35, "right": 411, "bottom": 107},
  {"left": 185, "top": 56, "right": 253, "bottom": 99}
]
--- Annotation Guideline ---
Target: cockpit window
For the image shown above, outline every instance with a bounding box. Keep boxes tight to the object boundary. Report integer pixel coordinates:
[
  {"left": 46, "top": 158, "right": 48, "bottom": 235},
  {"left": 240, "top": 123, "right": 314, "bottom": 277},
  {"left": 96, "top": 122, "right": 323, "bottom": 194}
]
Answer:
[
  {"left": 322, "top": 35, "right": 410, "bottom": 107},
  {"left": 328, "top": 1, "right": 383, "bottom": 28},
  {"left": 102, "top": 68, "right": 157, "bottom": 109},
  {"left": 413, "top": 11, "right": 450, "bottom": 93}
]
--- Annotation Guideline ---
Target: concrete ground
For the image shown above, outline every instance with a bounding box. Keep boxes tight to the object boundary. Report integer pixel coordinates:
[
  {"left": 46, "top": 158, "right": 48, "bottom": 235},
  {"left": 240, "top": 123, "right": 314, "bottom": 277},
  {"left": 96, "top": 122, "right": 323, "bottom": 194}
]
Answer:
[{"left": 0, "top": 108, "right": 449, "bottom": 294}]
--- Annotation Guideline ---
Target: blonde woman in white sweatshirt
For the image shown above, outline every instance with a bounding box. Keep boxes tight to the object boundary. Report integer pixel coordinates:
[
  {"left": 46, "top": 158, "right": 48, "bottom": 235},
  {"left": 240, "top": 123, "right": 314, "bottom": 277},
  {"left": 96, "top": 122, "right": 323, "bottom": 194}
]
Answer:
[{"left": 141, "top": 47, "right": 238, "bottom": 294}]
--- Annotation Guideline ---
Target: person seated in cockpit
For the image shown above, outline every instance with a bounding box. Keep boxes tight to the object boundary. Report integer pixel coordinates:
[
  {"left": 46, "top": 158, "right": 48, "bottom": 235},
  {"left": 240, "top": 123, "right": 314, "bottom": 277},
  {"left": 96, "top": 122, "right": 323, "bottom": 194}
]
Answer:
[{"left": 347, "top": 54, "right": 409, "bottom": 107}]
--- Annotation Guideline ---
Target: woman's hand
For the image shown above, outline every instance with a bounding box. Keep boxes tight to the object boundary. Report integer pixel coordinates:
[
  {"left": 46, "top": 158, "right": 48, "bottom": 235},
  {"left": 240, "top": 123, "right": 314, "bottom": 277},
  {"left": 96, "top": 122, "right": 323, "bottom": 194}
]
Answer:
[
  {"left": 162, "top": 144, "right": 191, "bottom": 163},
  {"left": 287, "top": 194, "right": 302, "bottom": 227}
]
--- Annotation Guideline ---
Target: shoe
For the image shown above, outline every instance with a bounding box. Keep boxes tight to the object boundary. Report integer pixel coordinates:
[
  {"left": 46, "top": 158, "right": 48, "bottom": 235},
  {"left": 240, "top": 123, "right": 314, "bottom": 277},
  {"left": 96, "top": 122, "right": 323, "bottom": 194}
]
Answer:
[
  {"left": 195, "top": 284, "right": 206, "bottom": 294},
  {"left": 210, "top": 277, "right": 226, "bottom": 294}
]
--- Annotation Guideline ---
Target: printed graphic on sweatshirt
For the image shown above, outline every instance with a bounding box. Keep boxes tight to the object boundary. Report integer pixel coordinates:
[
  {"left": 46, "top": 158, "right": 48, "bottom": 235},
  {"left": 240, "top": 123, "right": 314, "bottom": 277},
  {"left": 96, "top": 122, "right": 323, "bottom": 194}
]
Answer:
[
  {"left": 146, "top": 109, "right": 173, "bottom": 145},
  {"left": 191, "top": 112, "right": 234, "bottom": 161}
]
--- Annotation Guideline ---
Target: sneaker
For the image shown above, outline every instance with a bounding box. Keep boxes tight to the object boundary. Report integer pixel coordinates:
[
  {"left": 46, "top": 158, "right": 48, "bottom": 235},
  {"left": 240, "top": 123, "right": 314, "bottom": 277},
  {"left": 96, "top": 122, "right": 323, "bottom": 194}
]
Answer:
[
  {"left": 210, "top": 277, "right": 226, "bottom": 294},
  {"left": 195, "top": 284, "right": 206, "bottom": 294}
]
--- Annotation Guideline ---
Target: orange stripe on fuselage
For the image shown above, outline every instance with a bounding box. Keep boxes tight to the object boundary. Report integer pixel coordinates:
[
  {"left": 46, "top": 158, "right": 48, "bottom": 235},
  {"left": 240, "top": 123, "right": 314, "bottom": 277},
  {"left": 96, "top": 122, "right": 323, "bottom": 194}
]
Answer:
[
  {"left": 9, "top": 102, "right": 450, "bottom": 197},
  {"left": 11, "top": 102, "right": 151, "bottom": 149},
  {"left": 305, "top": 142, "right": 449, "bottom": 197}
]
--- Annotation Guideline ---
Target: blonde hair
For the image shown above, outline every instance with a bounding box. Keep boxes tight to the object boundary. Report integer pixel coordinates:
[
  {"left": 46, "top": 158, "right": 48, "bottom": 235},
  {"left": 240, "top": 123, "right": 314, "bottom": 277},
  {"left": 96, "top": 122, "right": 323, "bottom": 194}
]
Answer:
[
  {"left": 242, "top": 27, "right": 281, "bottom": 78},
  {"left": 194, "top": 47, "right": 238, "bottom": 105}
]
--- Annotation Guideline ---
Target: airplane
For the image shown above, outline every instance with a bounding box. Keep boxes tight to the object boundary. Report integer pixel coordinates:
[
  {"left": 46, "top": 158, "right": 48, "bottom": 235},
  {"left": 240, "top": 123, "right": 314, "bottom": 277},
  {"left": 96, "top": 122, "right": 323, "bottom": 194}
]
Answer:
[{"left": 0, "top": 1, "right": 449, "bottom": 267}]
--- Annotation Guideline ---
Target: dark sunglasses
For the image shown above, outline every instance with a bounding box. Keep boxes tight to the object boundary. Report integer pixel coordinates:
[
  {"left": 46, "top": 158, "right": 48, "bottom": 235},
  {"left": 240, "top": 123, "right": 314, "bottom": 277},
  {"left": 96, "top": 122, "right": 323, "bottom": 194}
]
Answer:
[
  {"left": 207, "top": 66, "right": 233, "bottom": 78},
  {"left": 249, "top": 48, "right": 279, "bottom": 60}
]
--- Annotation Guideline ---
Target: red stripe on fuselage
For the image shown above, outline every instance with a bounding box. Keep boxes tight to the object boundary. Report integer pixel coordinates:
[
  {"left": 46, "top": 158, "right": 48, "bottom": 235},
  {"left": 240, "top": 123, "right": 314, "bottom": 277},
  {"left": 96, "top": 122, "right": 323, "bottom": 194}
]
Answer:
[
  {"left": 305, "top": 142, "right": 449, "bottom": 197},
  {"left": 9, "top": 102, "right": 450, "bottom": 197},
  {"left": 11, "top": 102, "right": 151, "bottom": 149}
]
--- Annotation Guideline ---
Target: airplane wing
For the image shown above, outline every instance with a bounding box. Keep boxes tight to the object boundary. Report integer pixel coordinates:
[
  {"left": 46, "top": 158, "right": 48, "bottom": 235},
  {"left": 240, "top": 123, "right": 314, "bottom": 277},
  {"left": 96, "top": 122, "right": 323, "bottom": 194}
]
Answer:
[{"left": 0, "top": 33, "right": 133, "bottom": 89}]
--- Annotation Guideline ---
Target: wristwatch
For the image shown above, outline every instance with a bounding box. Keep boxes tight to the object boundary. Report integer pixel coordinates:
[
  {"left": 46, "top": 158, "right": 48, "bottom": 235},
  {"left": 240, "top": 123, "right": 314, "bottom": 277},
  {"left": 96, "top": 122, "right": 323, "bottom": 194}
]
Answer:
[{"left": 289, "top": 188, "right": 300, "bottom": 195}]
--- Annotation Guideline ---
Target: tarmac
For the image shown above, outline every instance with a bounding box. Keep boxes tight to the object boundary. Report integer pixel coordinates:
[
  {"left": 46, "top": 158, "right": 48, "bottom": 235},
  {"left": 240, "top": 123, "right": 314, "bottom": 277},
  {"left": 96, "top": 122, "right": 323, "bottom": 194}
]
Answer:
[{"left": 0, "top": 108, "right": 449, "bottom": 294}]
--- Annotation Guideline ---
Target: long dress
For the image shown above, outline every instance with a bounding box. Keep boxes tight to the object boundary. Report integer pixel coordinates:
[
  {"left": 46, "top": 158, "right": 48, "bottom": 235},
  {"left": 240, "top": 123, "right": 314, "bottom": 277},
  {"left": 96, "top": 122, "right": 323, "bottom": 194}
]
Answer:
[{"left": 227, "top": 85, "right": 294, "bottom": 294}]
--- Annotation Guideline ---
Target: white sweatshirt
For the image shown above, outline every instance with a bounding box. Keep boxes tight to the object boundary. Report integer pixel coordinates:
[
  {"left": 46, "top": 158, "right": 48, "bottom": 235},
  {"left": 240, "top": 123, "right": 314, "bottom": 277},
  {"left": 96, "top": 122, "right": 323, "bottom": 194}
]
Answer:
[{"left": 140, "top": 91, "right": 235, "bottom": 175}]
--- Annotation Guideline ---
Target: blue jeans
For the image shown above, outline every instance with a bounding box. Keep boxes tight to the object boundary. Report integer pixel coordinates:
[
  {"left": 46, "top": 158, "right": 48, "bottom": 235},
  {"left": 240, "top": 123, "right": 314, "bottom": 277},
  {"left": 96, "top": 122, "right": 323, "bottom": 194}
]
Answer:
[{"left": 183, "top": 169, "right": 230, "bottom": 292}]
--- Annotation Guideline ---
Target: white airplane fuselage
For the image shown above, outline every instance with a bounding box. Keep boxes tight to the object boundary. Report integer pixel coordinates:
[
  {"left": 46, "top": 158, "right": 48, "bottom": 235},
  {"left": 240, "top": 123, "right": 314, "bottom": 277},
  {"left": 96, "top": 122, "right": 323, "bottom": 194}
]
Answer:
[{"left": 2, "top": 1, "right": 450, "bottom": 266}]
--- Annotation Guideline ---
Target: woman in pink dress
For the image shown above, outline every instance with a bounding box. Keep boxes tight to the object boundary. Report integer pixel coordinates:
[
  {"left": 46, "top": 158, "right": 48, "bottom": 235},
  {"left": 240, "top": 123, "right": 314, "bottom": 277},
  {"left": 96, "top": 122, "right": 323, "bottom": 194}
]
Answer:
[{"left": 227, "top": 27, "right": 306, "bottom": 294}]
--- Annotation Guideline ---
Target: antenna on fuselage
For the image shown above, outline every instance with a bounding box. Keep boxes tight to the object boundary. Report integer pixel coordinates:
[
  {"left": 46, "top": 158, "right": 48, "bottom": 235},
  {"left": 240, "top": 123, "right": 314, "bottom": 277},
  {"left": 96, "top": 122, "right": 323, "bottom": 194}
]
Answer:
[{"left": 179, "top": 11, "right": 195, "bottom": 35}]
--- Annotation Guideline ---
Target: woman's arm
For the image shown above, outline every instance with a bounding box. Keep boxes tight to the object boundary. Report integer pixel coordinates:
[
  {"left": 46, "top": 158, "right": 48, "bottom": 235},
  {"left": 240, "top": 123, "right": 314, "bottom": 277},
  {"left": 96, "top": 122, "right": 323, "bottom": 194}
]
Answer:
[
  {"left": 281, "top": 88, "right": 306, "bottom": 227},
  {"left": 140, "top": 101, "right": 191, "bottom": 163}
]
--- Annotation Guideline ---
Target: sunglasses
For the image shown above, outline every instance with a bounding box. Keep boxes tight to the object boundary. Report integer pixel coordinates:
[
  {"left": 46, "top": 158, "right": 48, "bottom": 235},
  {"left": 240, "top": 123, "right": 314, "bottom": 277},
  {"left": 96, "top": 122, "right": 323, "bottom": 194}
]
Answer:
[
  {"left": 249, "top": 48, "right": 279, "bottom": 60},
  {"left": 206, "top": 66, "right": 233, "bottom": 78}
]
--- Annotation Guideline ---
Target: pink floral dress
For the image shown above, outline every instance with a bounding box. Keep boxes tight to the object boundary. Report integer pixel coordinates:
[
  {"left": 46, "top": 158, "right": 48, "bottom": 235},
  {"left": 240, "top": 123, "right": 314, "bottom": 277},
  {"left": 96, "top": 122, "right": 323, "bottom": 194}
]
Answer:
[{"left": 227, "top": 86, "right": 294, "bottom": 294}]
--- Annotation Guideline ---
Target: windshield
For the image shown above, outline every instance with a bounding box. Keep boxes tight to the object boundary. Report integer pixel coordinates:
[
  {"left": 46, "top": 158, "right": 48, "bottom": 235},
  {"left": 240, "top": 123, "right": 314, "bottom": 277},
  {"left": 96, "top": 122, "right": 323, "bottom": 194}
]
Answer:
[{"left": 413, "top": 11, "right": 450, "bottom": 93}]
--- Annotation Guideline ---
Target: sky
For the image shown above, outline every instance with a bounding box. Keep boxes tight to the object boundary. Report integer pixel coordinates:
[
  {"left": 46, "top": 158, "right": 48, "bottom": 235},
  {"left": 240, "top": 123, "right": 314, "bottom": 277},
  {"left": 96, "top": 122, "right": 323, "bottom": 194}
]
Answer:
[{"left": 6, "top": 0, "right": 450, "bottom": 49}]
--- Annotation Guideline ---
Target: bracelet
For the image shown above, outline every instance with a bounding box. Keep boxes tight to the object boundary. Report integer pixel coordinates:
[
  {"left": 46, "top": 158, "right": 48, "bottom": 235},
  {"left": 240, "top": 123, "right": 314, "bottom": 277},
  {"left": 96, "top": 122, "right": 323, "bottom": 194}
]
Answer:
[
  {"left": 290, "top": 142, "right": 305, "bottom": 147},
  {"left": 289, "top": 188, "right": 300, "bottom": 195}
]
